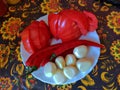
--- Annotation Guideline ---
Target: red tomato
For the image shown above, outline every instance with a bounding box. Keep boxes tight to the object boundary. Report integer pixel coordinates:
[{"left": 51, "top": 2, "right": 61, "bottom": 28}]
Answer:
[
  {"left": 20, "top": 27, "right": 34, "bottom": 54},
  {"left": 48, "top": 10, "right": 87, "bottom": 42},
  {"left": 48, "top": 13, "right": 59, "bottom": 38},
  {"left": 37, "top": 20, "right": 51, "bottom": 48},
  {"left": 48, "top": 9, "right": 98, "bottom": 42},
  {"left": 83, "top": 11, "right": 98, "bottom": 31},
  {"left": 29, "top": 21, "right": 40, "bottom": 51},
  {"left": 21, "top": 20, "right": 51, "bottom": 54},
  {"left": 59, "top": 9, "right": 89, "bottom": 35}
]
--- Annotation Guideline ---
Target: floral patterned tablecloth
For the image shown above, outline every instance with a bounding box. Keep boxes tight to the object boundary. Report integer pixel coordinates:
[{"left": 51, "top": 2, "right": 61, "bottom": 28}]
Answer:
[{"left": 0, "top": 0, "right": 120, "bottom": 90}]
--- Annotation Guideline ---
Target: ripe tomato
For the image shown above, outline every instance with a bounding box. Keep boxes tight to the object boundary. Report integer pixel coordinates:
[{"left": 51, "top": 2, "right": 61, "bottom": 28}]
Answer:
[
  {"left": 48, "top": 9, "right": 89, "bottom": 42},
  {"left": 21, "top": 20, "right": 51, "bottom": 54},
  {"left": 35, "top": 20, "right": 51, "bottom": 49},
  {"left": 20, "top": 27, "right": 34, "bottom": 54},
  {"left": 48, "top": 9, "right": 98, "bottom": 43},
  {"left": 59, "top": 9, "right": 89, "bottom": 35},
  {"left": 48, "top": 13, "right": 59, "bottom": 39},
  {"left": 29, "top": 21, "right": 41, "bottom": 51},
  {"left": 83, "top": 11, "right": 98, "bottom": 31}
]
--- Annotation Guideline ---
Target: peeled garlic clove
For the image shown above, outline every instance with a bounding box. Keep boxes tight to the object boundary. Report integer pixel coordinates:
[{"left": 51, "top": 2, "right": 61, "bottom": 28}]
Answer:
[
  {"left": 63, "top": 66, "right": 78, "bottom": 79},
  {"left": 55, "top": 56, "right": 65, "bottom": 69},
  {"left": 76, "top": 58, "right": 92, "bottom": 73},
  {"left": 53, "top": 69, "right": 67, "bottom": 84},
  {"left": 65, "top": 54, "right": 76, "bottom": 66},
  {"left": 73, "top": 45, "right": 88, "bottom": 59},
  {"left": 44, "top": 62, "right": 57, "bottom": 77}
]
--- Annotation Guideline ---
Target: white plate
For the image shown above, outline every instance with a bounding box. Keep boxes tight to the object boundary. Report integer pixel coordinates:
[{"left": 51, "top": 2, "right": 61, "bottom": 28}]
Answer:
[{"left": 20, "top": 15, "right": 100, "bottom": 85}]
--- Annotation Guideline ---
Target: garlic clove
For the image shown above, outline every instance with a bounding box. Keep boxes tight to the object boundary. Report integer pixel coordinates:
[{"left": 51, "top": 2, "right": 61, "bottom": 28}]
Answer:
[
  {"left": 65, "top": 54, "right": 76, "bottom": 66},
  {"left": 63, "top": 66, "right": 78, "bottom": 79},
  {"left": 44, "top": 62, "right": 57, "bottom": 77},
  {"left": 53, "top": 69, "right": 67, "bottom": 84},
  {"left": 55, "top": 56, "right": 65, "bottom": 69},
  {"left": 73, "top": 45, "right": 88, "bottom": 59},
  {"left": 76, "top": 58, "right": 92, "bottom": 73}
]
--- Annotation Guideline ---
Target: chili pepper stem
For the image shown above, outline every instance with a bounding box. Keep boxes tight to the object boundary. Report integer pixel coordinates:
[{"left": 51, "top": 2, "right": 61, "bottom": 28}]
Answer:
[{"left": 50, "top": 53, "right": 56, "bottom": 61}]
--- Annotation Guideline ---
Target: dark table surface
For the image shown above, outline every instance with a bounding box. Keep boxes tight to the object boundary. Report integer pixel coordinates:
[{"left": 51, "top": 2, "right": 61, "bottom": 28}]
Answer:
[{"left": 0, "top": 0, "right": 120, "bottom": 90}]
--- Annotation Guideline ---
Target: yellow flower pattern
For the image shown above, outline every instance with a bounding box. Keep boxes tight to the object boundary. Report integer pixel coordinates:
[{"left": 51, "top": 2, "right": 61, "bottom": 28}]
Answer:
[
  {"left": 0, "top": 0, "right": 120, "bottom": 90},
  {"left": 78, "top": 0, "right": 87, "bottom": 7},
  {"left": 0, "top": 17, "right": 23, "bottom": 40},
  {"left": 107, "top": 11, "right": 120, "bottom": 35},
  {"left": 92, "top": 1, "right": 110, "bottom": 12},
  {"left": 40, "top": 0, "right": 62, "bottom": 14},
  {"left": 117, "top": 74, "right": 120, "bottom": 86},
  {"left": 80, "top": 75, "right": 95, "bottom": 86},
  {"left": 110, "top": 40, "right": 120, "bottom": 63},
  {"left": 25, "top": 75, "right": 36, "bottom": 89},
  {"left": 101, "top": 72, "right": 114, "bottom": 83},
  {"left": 56, "top": 84, "right": 73, "bottom": 90},
  {"left": 16, "top": 63, "right": 24, "bottom": 75},
  {"left": 15, "top": 46, "right": 22, "bottom": 62},
  {"left": 78, "top": 86, "right": 87, "bottom": 90},
  {"left": 0, "top": 77, "right": 13, "bottom": 90},
  {"left": 0, "top": 44, "right": 10, "bottom": 69}
]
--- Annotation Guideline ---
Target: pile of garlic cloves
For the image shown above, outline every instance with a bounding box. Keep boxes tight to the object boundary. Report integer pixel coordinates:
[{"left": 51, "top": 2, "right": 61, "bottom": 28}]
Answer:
[{"left": 43, "top": 45, "right": 92, "bottom": 84}]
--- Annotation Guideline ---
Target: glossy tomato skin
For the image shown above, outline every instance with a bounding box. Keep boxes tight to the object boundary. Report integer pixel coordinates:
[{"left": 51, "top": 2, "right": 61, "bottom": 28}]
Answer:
[
  {"left": 57, "top": 13, "right": 82, "bottom": 42},
  {"left": 59, "top": 9, "right": 89, "bottom": 35},
  {"left": 83, "top": 11, "right": 98, "bottom": 31},
  {"left": 48, "top": 12, "right": 82, "bottom": 42},
  {"left": 48, "top": 13, "right": 59, "bottom": 39},
  {"left": 21, "top": 27, "right": 34, "bottom": 54},
  {"left": 21, "top": 20, "right": 51, "bottom": 54},
  {"left": 38, "top": 20, "right": 51, "bottom": 48},
  {"left": 48, "top": 9, "right": 98, "bottom": 43},
  {"left": 29, "top": 21, "right": 40, "bottom": 51}
]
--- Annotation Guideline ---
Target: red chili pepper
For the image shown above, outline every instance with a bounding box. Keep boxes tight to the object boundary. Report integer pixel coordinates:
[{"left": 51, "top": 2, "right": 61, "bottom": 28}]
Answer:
[
  {"left": 26, "top": 40, "right": 104, "bottom": 71},
  {"left": 56, "top": 48, "right": 73, "bottom": 58},
  {"left": 25, "top": 43, "right": 62, "bottom": 67},
  {"left": 50, "top": 40, "right": 104, "bottom": 60}
]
